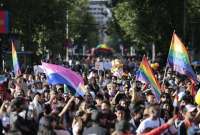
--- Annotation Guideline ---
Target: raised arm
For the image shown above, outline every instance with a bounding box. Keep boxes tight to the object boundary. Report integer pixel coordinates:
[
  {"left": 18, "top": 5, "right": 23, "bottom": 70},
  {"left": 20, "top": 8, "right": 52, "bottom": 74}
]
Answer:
[{"left": 58, "top": 96, "right": 75, "bottom": 117}]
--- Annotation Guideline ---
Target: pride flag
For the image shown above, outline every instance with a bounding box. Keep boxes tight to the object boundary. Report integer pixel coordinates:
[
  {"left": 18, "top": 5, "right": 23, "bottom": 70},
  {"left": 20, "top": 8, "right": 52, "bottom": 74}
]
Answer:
[
  {"left": 42, "top": 62, "right": 86, "bottom": 96},
  {"left": 136, "top": 56, "right": 161, "bottom": 101},
  {"left": 167, "top": 32, "right": 198, "bottom": 83},
  {"left": 96, "top": 44, "right": 113, "bottom": 52},
  {"left": 0, "top": 11, "right": 9, "bottom": 33},
  {"left": 12, "top": 41, "right": 21, "bottom": 76}
]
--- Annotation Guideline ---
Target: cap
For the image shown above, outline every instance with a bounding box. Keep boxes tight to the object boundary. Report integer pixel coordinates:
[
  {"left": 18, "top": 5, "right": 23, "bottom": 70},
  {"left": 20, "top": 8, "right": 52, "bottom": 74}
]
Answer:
[{"left": 185, "top": 104, "right": 196, "bottom": 112}]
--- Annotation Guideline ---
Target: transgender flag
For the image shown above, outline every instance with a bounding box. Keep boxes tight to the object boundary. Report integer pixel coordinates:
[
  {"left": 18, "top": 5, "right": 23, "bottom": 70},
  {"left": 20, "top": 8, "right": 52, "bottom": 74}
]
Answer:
[
  {"left": 12, "top": 41, "right": 21, "bottom": 76},
  {"left": 42, "top": 62, "right": 86, "bottom": 96}
]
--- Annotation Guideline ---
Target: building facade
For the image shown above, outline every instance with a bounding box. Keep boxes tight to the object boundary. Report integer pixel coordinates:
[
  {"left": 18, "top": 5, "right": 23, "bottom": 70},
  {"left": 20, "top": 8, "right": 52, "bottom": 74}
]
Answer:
[{"left": 87, "top": 0, "right": 111, "bottom": 43}]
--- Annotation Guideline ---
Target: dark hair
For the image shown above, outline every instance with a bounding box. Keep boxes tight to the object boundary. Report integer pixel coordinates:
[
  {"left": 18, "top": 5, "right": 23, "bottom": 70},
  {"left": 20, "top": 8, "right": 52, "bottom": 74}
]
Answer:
[
  {"left": 115, "top": 105, "right": 125, "bottom": 112},
  {"left": 164, "top": 81, "right": 170, "bottom": 87},
  {"left": 96, "top": 94, "right": 104, "bottom": 101},
  {"left": 129, "top": 104, "right": 141, "bottom": 114},
  {"left": 76, "top": 96, "right": 84, "bottom": 102},
  {"left": 10, "top": 97, "right": 25, "bottom": 112},
  {"left": 115, "top": 120, "right": 130, "bottom": 133},
  {"left": 44, "top": 89, "right": 50, "bottom": 93},
  {"left": 102, "top": 100, "right": 111, "bottom": 108},
  {"left": 44, "top": 104, "right": 52, "bottom": 115},
  {"left": 57, "top": 88, "right": 64, "bottom": 93},
  {"left": 160, "top": 93, "right": 170, "bottom": 98},
  {"left": 91, "top": 110, "right": 102, "bottom": 123},
  {"left": 34, "top": 92, "right": 41, "bottom": 97},
  {"left": 182, "top": 94, "right": 193, "bottom": 104}
]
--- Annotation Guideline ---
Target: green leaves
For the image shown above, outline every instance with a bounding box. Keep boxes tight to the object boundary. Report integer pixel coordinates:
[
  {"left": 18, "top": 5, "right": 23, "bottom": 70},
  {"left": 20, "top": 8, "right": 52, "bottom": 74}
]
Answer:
[
  {"left": 4, "top": 0, "right": 98, "bottom": 58},
  {"left": 109, "top": 0, "right": 200, "bottom": 54}
]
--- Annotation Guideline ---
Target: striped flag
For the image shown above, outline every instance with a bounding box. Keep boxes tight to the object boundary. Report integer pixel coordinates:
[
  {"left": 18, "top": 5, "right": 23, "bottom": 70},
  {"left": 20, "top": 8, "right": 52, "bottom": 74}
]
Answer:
[
  {"left": 42, "top": 62, "right": 86, "bottom": 96},
  {"left": 12, "top": 41, "right": 21, "bottom": 76},
  {"left": 136, "top": 56, "right": 161, "bottom": 101},
  {"left": 167, "top": 32, "right": 198, "bottom": 83}
]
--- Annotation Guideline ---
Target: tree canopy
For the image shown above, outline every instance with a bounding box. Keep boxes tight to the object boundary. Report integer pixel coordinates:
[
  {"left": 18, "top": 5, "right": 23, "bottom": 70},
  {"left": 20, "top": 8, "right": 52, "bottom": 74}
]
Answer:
[
  {"left": 109, "top": 0, "right": 200, "bottom": 57},
  {"left": 3, "top": 0, "right": 98, "bottom": 58}
]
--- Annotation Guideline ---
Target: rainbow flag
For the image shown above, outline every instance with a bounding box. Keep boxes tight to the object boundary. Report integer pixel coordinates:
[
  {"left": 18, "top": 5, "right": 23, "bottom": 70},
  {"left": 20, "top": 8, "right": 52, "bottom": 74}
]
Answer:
[
  {"left": 136, "top": 56, "right": 161, "bottom": 101},
  {"left": 96, "top": 44, "right": 113, "bottom": 52},
  {"left": 0, "top": 11, "right": 9, "bottom": 33},
  {"left": 167, "top": 32, "right": 198, "bottom": 83},
  {"left": 42, "top": 62, "right": 86, "bottom": 96},
  {"left": 12, "top": 41, "right": 21, "bottom": 76}
]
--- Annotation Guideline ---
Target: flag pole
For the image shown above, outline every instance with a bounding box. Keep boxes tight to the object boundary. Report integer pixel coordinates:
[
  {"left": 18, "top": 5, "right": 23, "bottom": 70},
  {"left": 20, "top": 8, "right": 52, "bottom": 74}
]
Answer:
[
  {"left": 2, "top": 59, "right": 5, "bottom": 72},
  {"left": 161, "top": 31, "right": 174, "bottom": 88},
  {"left": 162, "top": 65, "right": 168, "bottom": 89}
]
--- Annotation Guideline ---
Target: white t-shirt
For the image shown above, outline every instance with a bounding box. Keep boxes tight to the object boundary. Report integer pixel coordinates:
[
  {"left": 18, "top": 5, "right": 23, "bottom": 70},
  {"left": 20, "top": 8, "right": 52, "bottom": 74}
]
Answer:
[{"left": 136, "top": 117, "right": 165, "bottom": 134}]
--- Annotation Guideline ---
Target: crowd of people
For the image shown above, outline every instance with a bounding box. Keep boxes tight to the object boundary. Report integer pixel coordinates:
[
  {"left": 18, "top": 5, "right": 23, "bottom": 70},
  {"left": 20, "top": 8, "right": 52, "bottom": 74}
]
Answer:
[{"left": 0, "top": 56, "right": 200, "bottom": 135}]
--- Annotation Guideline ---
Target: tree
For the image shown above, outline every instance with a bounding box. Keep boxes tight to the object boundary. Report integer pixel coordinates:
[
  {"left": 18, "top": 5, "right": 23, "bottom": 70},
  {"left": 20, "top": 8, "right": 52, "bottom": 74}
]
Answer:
[
  {"left": 187, "top": 0, "right": 200, "bottom": 60},
  {"left": 3, "top": 0, "right": 98, "bottom": 61},
  {"left": 109, "top": 0, "right": 188, "bottom": 55},
  {"left": 69, "top": 0, "right": 99, "bottom": 49}
]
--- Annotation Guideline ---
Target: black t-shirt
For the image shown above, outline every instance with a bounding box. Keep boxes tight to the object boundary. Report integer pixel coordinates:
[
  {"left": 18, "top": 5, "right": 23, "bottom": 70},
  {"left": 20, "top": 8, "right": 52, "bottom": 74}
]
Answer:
[
  {"left": 178, "top": 121, "right": 187, "bottom": 135},
  {"left": 88, "top": 84, "right": 99, "bottom": 94}
]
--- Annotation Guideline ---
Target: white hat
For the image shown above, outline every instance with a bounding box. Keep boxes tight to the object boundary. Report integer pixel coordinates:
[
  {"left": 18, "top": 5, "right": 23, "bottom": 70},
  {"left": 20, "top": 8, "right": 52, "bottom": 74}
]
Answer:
[{"left": 185, "top": 104, "right": 196, "bottom": 112}]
